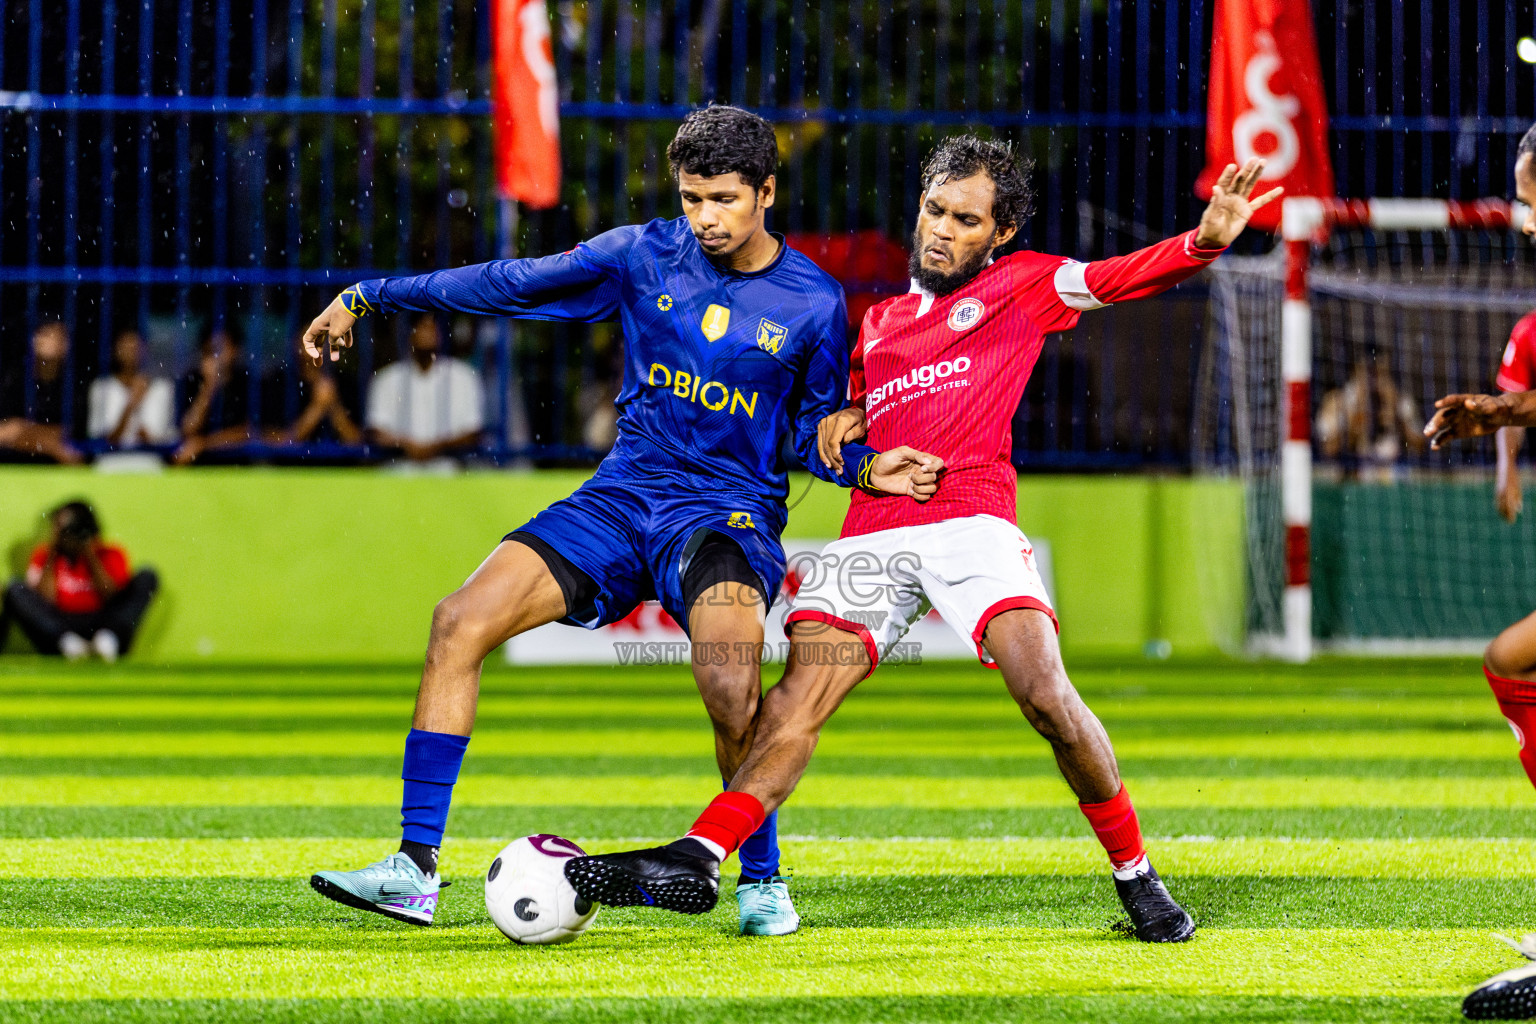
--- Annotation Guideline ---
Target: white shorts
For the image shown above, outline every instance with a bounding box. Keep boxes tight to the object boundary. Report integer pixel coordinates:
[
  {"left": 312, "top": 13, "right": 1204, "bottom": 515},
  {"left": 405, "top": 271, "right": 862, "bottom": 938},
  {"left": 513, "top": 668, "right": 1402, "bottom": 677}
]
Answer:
[{"left": 784, "top": 514, "right": 1057, "bottom": 676}]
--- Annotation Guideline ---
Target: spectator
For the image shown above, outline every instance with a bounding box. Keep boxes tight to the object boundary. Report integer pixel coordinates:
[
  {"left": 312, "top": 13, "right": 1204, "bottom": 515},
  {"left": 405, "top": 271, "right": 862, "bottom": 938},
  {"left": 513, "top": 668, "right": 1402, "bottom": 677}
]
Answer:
[
  {"left": 174, "top": 329, "right": 252, "bottom": 465},
  {"left": 260, "top": 336, "right": 363, "bottom": 446},
  {"left": 0, "top": 322, "right": 84, "bottom": 464},
  {"left": 1, "top": 501, "right": 158, "bottom": 662},
  {"left": 1316, "top": 357, "right": 1427, "bottom": 478},
  {"left": 88, "top": 329, "right": 177, "bottom": 449},
  {"left": 578, "top": 324, "right": 622, "bottom": 454},
  {"left": 366, "top": 315, "right": 484, "bottom": 462}
]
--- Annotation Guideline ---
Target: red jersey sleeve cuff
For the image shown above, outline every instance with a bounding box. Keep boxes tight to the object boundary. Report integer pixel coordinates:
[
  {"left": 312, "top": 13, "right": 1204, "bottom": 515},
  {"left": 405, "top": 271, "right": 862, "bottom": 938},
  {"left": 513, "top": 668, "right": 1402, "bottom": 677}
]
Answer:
[
  {"left": 1183, "top": 230, "right": 1227, "bottom": 263},
  {"left": 1497, "top": 372, "right": 1529, "bottom": 393}
]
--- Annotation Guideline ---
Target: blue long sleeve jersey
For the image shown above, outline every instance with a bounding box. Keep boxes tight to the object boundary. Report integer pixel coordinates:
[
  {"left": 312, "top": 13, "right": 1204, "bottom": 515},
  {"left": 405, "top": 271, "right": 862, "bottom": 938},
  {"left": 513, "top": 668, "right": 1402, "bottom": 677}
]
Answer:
[{"left": 350, "top": 217, "right": 878, "bottom": 504}]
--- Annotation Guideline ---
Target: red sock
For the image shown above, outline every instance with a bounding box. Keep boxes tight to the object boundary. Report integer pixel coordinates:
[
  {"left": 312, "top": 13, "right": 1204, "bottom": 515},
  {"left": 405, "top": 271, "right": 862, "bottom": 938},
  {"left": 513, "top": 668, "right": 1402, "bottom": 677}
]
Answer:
[
  {"left": 1486, "top": 667, "right": 1536, "bottom": 790},
  {"left": 1079, "top": 784, "right": 1146, "bottom": 871},
  {"left": 686, "top": 792, "right": 767, "bottom": 857}
]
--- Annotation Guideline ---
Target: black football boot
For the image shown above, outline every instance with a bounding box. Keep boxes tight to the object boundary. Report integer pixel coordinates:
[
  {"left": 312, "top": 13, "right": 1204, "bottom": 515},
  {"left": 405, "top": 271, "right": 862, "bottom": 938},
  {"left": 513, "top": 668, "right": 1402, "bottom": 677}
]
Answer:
[
  {"left": 1113, "top": 859, "right": 1197, "bottom": 943},
  {"left": 564, "top": 841, "right": 720, "bottom": 914},
  {"left": 1464, "top": 960, "right": 1536, "bottom": 1019}
]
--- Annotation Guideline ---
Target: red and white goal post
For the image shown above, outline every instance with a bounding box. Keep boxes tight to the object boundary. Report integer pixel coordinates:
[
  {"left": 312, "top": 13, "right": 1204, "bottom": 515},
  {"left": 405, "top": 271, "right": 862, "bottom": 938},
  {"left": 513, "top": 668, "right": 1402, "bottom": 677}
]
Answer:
[{"left": 1256, "top": 196, "right": 1527, "bottom": 661}]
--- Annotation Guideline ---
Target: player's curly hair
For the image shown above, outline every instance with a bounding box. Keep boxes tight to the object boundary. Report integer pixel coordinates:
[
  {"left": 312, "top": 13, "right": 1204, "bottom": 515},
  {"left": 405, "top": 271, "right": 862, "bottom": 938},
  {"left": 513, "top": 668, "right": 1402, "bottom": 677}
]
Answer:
[
  {"left": 920, "top": 134, "right": 1036, "bottom": 230},
  {"left": 667, "top": 105, "right": 779, "bottom": 192}
]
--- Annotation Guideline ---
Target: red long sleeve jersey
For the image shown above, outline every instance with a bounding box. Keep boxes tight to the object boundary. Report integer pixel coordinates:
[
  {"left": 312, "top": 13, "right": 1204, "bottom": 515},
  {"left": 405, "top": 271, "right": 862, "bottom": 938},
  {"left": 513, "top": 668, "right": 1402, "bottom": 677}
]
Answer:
[
  {"left": 842, "top": 230, "right": 1224, "bottom": 538},
  {"left": 1497, "top": 311, "right": 1536, "bottom": 393}
]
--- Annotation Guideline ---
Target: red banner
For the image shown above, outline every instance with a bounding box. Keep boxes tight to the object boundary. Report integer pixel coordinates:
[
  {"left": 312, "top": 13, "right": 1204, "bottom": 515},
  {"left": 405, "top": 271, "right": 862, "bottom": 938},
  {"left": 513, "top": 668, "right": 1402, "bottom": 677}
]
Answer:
[
  {"left": 492, "top": 0, "right": 561, "bottom": 208},
  {"left": 1195, "top": 0, "right": 1333, "bottom": 232}
]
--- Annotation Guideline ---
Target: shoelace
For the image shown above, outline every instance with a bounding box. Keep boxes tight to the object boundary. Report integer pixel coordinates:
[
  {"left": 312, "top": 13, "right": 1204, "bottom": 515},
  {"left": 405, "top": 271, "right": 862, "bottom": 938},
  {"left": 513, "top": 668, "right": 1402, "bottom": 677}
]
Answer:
[
  {"left": 742, "top": 882, "right": 788, "bottom": 909},
  {"left": 1121, "top": 874, "right": 1174, "bottom": 920},
  {"left": 362, "top": 854, "right": 422, "bottom": 882}
]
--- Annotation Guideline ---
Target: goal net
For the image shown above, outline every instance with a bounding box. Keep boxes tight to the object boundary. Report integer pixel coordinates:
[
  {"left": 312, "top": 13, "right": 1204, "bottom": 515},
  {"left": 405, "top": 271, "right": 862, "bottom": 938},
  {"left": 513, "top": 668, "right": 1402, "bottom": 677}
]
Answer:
[{"left": 1195, "top": 198, "right": 1536, "bottom": 658}]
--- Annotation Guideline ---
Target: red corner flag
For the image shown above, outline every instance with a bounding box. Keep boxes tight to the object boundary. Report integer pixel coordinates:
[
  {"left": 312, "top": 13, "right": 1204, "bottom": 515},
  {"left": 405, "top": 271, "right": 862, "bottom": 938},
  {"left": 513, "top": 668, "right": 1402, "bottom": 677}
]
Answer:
[
  {"left": 1195, "top": 0, "right": 1333, "bottom": 232},
  {"left": 492, "top": 0, "right": 561, "bottom": 208}
]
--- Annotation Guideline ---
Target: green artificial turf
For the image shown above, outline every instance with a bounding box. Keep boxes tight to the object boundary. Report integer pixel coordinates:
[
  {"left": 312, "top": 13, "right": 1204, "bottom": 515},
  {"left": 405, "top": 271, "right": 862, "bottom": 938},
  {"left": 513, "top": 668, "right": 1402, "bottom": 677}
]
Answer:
[
  {"left": 0, "top": 996, "right": 1479, "bottom": 1024},
  {"left": 3, "top": 656, "right": 1532, "bottom": 1022}
]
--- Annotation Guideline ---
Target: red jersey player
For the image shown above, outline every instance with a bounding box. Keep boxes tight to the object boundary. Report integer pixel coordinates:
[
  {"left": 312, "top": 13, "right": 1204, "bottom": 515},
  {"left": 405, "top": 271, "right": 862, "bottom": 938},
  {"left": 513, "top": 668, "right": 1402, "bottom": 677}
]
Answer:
[
  {"left": 1424, "top": 125, "right": 1536, "bottom": 1020},
  {"left": 1493, "top": 311, "right": 1536, "bottom": 522},
  {"left": 565, "top": 138, "right": 1280, "bottom": 943}
]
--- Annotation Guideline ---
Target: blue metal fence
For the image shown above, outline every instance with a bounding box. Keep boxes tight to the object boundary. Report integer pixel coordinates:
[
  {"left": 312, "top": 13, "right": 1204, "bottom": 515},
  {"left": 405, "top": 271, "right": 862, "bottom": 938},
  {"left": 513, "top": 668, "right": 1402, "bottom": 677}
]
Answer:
[{"left": 0, "top": 0, "right": 1532, "bottom": 466}]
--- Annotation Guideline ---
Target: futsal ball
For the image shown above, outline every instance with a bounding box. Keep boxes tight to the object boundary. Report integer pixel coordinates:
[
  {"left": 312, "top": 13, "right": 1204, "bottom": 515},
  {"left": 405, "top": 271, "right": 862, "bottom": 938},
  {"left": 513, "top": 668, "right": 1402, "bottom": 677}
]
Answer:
[{"left": 484, "top": 834, "right": 598, "bottom": 945}]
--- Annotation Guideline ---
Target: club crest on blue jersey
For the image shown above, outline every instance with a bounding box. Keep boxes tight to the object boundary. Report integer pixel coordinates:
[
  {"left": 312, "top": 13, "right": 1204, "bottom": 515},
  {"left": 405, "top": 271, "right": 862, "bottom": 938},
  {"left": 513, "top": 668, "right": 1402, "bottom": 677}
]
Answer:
[
  {"left": 701, "top": 304, "right": 731, "bottom": 341},
  {"left": 726, "top": 512, "right": 756, "bottom": 529},
  {"left": 756, "top": 318, "right": 788, "bottom": 355}
]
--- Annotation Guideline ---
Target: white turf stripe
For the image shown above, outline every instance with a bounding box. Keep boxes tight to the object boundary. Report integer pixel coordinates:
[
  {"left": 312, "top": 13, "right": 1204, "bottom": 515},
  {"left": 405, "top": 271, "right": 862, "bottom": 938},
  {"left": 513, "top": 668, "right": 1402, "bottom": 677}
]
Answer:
[
  {"left": 10, "top": 836, "right": 1536, "bottom": 880},
  {"left": 0, "top": 927, "right": 1515, "bottom": 1000},
  {"left": 0, "top": 728, "right": 1516, "bottom": 760},
  {"left": 4, "top": 773, "right": 1531, "bottom": 808}
]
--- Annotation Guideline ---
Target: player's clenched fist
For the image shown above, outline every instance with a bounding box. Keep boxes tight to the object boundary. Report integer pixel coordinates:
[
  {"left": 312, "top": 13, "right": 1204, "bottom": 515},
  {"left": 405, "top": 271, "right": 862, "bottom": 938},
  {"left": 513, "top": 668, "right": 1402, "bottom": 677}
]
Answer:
[
  {"left": 864, "top": 446, "right": 944, "bottom": 503},
  {"left": 302, "top": 294, "right": 359, "bottom": 365},
  {"left": 1424, "top": 392, "right": 1536, "bottom": 448}
]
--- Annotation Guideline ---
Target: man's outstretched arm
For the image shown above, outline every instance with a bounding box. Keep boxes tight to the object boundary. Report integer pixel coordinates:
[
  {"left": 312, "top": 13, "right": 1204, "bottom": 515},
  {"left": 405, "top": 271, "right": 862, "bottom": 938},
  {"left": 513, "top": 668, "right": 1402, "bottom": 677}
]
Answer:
[
  {"left": 301, "top": 225, "right": 640, "bottom": 363},
  {"left": 1034, "top": 157, "right": 1283, "bottom": 331},
  {"left": 1426, "top": 392, "right": 1536, "bottom": 448}
]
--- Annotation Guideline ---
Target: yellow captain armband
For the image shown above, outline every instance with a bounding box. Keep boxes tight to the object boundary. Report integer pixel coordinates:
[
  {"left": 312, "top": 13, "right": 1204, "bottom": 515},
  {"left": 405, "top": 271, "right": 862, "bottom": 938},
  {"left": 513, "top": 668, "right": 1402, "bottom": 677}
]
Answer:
[
  {"left": 856, "top": 451, "right": 878, "bottom": 492},
  {"left": 340, "top": 286, "right": 374, "bottom": 317}
]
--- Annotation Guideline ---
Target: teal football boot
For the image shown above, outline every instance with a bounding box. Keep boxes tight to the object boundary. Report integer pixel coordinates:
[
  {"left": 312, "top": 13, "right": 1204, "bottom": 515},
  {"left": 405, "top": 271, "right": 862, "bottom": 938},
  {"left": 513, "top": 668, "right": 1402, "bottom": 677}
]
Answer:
[
  {"left": 310, "top": 852, "right": 446, "bottom": 926},
  {"left": 735, "top": 876, "right": 800, "bottom": 936}
]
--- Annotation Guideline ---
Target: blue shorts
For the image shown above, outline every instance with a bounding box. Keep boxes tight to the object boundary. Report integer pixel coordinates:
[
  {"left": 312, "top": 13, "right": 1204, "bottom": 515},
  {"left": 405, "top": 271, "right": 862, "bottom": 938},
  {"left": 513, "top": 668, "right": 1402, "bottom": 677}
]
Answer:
[{"left": 510, "top": 474, "right": 787, "bottom": 635}]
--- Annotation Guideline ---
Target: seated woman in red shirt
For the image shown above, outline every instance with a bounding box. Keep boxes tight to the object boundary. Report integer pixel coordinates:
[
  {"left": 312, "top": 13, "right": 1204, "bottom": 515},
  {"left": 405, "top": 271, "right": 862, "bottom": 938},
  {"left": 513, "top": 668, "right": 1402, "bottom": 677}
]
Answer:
[{"left": 2, "top": 501, "right": 158, "bottom": 661}]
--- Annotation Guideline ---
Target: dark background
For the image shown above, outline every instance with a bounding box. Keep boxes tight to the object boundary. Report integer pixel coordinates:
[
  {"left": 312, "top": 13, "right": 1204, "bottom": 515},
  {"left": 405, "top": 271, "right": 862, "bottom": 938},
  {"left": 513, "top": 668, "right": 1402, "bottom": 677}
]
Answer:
[{"left": 2, "top": 0, "right": 1532, "bottom": 466}]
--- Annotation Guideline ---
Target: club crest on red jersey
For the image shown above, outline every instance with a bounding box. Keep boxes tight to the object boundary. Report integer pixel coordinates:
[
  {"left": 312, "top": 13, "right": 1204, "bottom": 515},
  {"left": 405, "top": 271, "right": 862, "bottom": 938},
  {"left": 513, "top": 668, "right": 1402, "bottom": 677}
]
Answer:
[{"left": 948, "top": 297, "right": 985, "bottom": 331}]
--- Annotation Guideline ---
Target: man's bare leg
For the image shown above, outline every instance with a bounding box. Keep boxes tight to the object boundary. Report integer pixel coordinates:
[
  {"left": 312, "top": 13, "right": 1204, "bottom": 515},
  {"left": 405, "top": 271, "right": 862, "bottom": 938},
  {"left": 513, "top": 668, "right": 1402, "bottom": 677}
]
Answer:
[
  {"left": 687, "top": 581, "right": 801, "bottom": 933},
  {"left": 687, "top": 581, "right": 767, "bottom": 782},
  {"left": 567, "top": 610, "right": 1191, "bottom": 941},
  {"left": 983, "top": 607, "right": 1193, "bottom": 942},
  {"left": 1487, "top": 611, "right": 1536, "bottom": 683},
  {"left": 726, "top": 621, "right": 870, "bottom": 812},
  {"left": 981, "top": 608, "right": 1120, "bottom": 802},
  {"left": 414, "top": 539, "right": 569, "bottom": 735},
  {"left": 562, "top": 620, "right": 867, "bottom": 913},
  {"left": 1482, "top": 610, "right": 1536, "bottom": 791},
  {"left": 310, "top": 539, "right": 570, "bottom": 922}
]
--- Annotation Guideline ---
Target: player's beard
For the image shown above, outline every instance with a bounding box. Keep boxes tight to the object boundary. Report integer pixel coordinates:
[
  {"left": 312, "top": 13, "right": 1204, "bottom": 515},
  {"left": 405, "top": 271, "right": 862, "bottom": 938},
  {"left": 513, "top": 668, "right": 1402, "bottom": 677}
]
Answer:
[{"left": 907, "top": 227, "right": 996, "bottom": 296}]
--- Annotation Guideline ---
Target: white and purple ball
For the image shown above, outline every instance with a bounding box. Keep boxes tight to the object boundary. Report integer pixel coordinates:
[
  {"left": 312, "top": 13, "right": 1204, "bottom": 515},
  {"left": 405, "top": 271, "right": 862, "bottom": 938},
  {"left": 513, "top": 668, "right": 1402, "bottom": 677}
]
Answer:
[{"left": 484, "top": 834, "right": 598, "bottom": 945}]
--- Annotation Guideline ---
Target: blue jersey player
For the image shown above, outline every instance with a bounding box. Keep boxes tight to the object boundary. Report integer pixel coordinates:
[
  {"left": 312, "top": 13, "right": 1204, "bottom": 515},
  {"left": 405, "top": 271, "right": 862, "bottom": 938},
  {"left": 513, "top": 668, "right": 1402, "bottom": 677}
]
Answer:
[{"left": 303, "top": 106, "right": 942, "bottom": 936}]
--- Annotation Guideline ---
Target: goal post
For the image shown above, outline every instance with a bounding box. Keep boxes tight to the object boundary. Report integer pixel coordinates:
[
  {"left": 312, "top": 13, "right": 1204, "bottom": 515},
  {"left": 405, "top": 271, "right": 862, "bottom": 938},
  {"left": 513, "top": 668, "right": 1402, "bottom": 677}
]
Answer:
[{"left": 1199, "top": 196, "right": 1530, "bottom": 661}]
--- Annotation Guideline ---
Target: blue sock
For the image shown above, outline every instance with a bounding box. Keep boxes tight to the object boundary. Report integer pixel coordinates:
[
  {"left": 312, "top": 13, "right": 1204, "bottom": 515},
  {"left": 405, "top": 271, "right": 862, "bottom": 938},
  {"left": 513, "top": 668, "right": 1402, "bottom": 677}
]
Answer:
[
  {"left": 400, "top": 728, "right": 470, "bottom": 849},
  {"left": 729, "top": 779, "right": 781, "bottom": 879}
]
